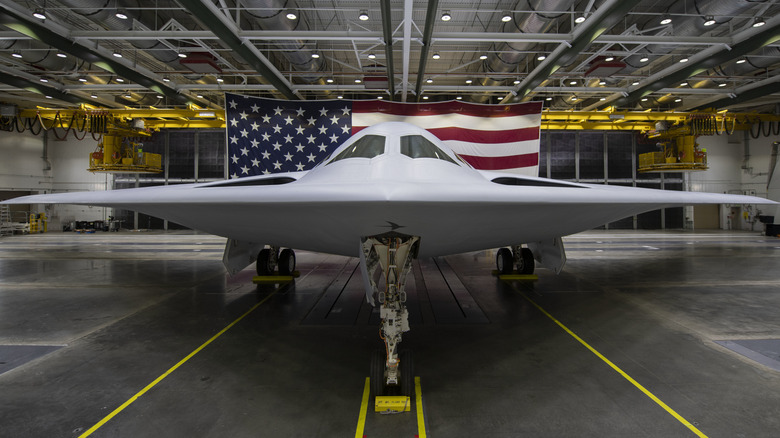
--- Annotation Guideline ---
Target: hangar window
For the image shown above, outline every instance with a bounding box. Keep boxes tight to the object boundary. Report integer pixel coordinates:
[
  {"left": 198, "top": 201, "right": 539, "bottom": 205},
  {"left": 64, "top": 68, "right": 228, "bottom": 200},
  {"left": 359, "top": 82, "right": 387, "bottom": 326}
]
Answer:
[
  {"left": 328, "top": 134, "right": 385, "bottom": 163},
  {"left": 400, "top": 135, "right": 459, "bottom": 165}
]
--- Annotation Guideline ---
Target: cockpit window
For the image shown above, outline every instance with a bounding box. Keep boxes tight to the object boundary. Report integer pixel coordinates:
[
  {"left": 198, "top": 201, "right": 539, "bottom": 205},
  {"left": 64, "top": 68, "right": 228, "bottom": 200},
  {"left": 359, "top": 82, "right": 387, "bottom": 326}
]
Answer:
[
  {"left": 328, "top": 135, "right": 386, "bottom": 164},
  {"left": 400, "top": 135, "right": 459, "bottom": 165}
]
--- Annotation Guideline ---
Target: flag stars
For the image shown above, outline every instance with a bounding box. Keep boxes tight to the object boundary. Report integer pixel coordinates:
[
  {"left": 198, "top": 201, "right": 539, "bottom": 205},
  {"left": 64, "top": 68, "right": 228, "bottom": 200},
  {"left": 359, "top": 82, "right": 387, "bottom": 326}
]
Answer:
[
  {"left": 295, "top": 125, "right": 305, "bottom": 136},
  {"left": 231, "top": 173, "right": 239, "bottom": 179},
  {"left": 296, "top": 107, "right": 306, "bottom": 117},
  {"left": 341, "top": 125, "right": 350, "bottom": 134},
  {"left": 240, "top": 129, "right": 248, "bottom": 138},
  {"left": 284, "top": 152, "right": 293, "bottom": 161},
  {"left": 319, "top": 107, "right": 329, "bottom": 116},
  {"left": 295, "top": 162, "right": 305, "bottom": 171},
  {"left": 273, "top": 161, "right": 282, "bottom": 170},
  {"left": 306, "top": 116, "right": 317, "bottom": 125},
  {"left": 250, "top": 103, "right": 260, "bottom": 113},
  {"left": 240, "top": 147, "right": 249, "bottom": 156},
  {"left": 251, "top": 158, "right": 260, "bottom": 167},
  {"left": 295, "top": 143, "right": 305, "bottom": 153},
  {"left": 329, "top": 115, "right": 340, "bottom": 125},
  {"left": 341, "top": 106, "right": 351, "bottom": 115},
  {"left": 230, "top": 135, "right": 238, "bottom": 144},
  {"left": 318, "top": 143, "right": 328, "bottom": 152},
  {"left": 250, "top": 121, "right": 259, "bottom": 131},
  {"left": 230, "top": 118, "right": 238, "bottom": 127},
  {"left": 329, "top": 133, "right": 339, "bottom": 143},
  {"left": 317, "top": 125, "right": 328, "bottom": 135},
  {"left": 284, "top": 115, "right": 294, "bottom": 125},
  {"left": 229, "top": 100, "right": 238, "bottom": 109},
  {"left": 231, "top": 154, "right": 239, "bottom": 164},
  {"left": 272, "top": 142, "right": 282, "bottom": 151},
  {"left": 283, "top": 134, "right": 293, "bottom": 143},
  {"left": 273, "top": 106, "right": 283, "bottom": 115},
  {"left": 306, "top": 153, "right": 317, "bottom": 162},
  {"left": 239, "top": 111, "right": 248, "bottom": 120},
  {"left": 250, "top": 139, "right": 260, "bottom": 148},
  {"left": 240, "top": 165, "right": 249, "bottom": 175},
  {"left": 306, "top": 134, "right": 316, "bottom": 144},
  {"left": 261, "top": 132, "right": 271, "bottom": 142},
  {"left": 272, "top": 124, "right": 282, "bottom": 133},
  {"left": 261, "top": 114, "right": 271, "bottom": 123},
  {"left": 261, "top": 150, "right": 271, "bottom": 159}
]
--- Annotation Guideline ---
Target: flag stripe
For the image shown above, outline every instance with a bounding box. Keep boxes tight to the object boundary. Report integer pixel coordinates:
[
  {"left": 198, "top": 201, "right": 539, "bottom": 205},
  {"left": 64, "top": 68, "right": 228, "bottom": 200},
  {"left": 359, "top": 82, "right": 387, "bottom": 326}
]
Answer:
[
  {"left": 427, "top": 126, "right": 539, "bottom": 143},
  {"left": 352, "top": 113, "right": 541, "bottom": 131},
  {"left": 353, "top": 100, "right": 543, "bottom": 117},
  {"left": 445, "top": 140, "right": 539, "bottom": 157},
  {"left": 458, "top": 153, "right": 540, "bottom": 170}
]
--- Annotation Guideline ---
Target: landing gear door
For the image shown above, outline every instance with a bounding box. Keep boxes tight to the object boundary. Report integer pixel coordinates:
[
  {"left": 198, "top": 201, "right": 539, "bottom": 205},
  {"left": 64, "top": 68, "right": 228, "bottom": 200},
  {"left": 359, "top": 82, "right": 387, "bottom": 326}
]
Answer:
[
  {"left": 222, "top": 239, "right": 263, "bottom": 276},
  {"left": 528, "top": 237, "right": 566, "bottom": 275}
]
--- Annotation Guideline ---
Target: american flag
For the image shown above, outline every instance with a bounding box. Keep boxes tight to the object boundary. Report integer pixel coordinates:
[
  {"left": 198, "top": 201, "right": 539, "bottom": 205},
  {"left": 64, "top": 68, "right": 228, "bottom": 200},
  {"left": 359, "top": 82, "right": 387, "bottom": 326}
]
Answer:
[{"left": 225, "top": 93, "right": 542, "bottom": 178}]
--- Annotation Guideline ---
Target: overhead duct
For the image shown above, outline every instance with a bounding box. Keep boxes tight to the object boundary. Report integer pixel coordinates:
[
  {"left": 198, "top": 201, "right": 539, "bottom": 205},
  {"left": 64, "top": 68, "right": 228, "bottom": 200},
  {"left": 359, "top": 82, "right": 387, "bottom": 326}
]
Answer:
[
  {"left": 483, "top": 0, "right": 575, "bottom": 88},
  {"left": 241, "top": 0, "right": 325, "bottom": 84}
]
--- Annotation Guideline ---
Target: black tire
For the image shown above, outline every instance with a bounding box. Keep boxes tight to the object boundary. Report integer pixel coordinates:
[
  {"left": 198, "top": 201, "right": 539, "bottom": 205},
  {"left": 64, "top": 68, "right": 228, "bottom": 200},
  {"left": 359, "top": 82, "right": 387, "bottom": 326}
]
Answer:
[
  {"left": 400, "top": 350, "right": 414, "bottom": 398},
  {"left": 256, "top": 248, "right": 273, "bottom": 276},
  {"left": 518, "top": 247, "right": 535, "bottom": 275},
  {"left": 278, "top": 248, "right": 296, "bottom": 275},
  {"left": 370, "top": 349, "right": 386, "bottom": 397},
  {"left": 496, "top": 247, "right": 513, "bottom": 274}
]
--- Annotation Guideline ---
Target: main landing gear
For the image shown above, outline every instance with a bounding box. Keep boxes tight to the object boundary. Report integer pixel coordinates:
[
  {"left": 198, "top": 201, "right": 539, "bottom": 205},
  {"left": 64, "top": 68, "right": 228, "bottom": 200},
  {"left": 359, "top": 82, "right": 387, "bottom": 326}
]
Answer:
[
  {"left": 256, "top": 246, "right": 296, "bottom": 276},
  {"left": 496, "top": 245, "right": 535, "bottom": 275},
  {"left": 361, "top": 234, "right": 419, "bottom": 397}
]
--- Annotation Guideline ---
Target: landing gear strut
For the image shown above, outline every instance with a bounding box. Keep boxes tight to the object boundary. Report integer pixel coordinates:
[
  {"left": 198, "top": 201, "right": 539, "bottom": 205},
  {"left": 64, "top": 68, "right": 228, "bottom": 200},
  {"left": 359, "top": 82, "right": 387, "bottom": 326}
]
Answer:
[
  {"left": 256, "top": 246, "right": 296, "bottom": 275},
  {"left": 362, "top": 234, "right": 419, "bottom": 396}
]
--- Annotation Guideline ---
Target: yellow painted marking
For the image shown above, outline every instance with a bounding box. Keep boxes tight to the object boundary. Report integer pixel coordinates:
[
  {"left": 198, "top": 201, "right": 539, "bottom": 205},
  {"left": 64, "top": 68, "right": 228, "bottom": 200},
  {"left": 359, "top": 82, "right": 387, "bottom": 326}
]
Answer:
[
  {"left": 415, "top": 377, "right": 427, "bottom": 438},
  {"left": 354, "top": 377, "right": 371, "bottom": 438},
  {"left": 78, "top": 291, "right": 277, "bottom": 438},
  {"left": 513, "top": 286, "right": 708, "bottom": 438}
]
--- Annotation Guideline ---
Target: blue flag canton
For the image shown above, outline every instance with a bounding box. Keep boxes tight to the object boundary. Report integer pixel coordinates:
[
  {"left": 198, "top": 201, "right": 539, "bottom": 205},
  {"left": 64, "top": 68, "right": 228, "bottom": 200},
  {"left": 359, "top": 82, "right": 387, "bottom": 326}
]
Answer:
[{"left": 225, "top": 95, "right": 353, "bottom": 178}]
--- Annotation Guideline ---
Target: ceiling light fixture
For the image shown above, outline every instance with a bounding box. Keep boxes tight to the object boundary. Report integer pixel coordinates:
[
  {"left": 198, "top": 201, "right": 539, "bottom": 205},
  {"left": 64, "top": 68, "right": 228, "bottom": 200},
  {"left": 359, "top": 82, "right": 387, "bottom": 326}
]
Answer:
[
  {"left": 604, "top": 56, "right": 614, "bottom": 62},
  {"left": 355, "top": 79, "right": 361, "bottom": 83},
  {"left": 752, "top": 17, "right": 765, "bottom": 28},
  {"left": 311, "top": 53, "right": 320, "bottom": 59},
  {"left": 113, "top": 51, "right": 123, "bottom": 58},
  {"left": 90, "top": 94, "right": 98, "bottom": 99},
  {"left": 115, "top": 9, "right": 128, "bottom": 20},
  {"left": 513, "top": 79, "right": 520, "bottom": 84},
  {"left": 32, "top": 8, "right": 46, "bottom": 20},
  {"left": 11, "top": 51, "right": 22, "bottom": 58},
  {"left": 632, "top": 81, "right": 640, "bottom": 86},
  {"left": 196, "top": 94, "right": 203, "bottom": 98},
  {"left": 545, "top": 97, "right": 552, "bottom": 101},
  {"left": 78, "top": 77, "right": 87, "bottom": 82},
  {"left": 600, "top": 97, "right": 606, "bottom": 101},
  {"left": 377, "top": 96, "right": 383, "bottom": 100},
  {"left": 456, "top": 96, "right": 462, "bottom": 100},
  {"left": 178, "top": 52, "right": 187, "bottom": 59},
  {"left": 358, "top": 10, "right": 369, "bottom": 21},
  {"left": 326, "top": 78, "right": 334, "bottom": 83},
  {"left": 679, "top": 58, "right": 689, "bottom": 63},
  {"left": 719, "top": 83, "right": 727, "bottom": 87},
  {"left": 479, "top": 54, "right": 488, "bottom": 60},
  {"left": 45, "top": 95, "right": 52, "bottom": 99},
  {"left": 56, "top": 51, "right": 67, "bottom": 58},
  {"left": 537, "top": 55, "right": 546, "bottom": 61},
  {"left": 703, "top": 15, "right": 716, "bottom": 26},
  {"left": 432, "top": 53, "right": 440, "bottom": 60},
  {"left": 599, "top": 80, "right": 607, "bottom": 85},
  {"left": 570, "top": 96, "right": 578, "bottom": 101},
  {"left": 569, "top": 80, "right": 577, "bottom": 85},
  {"left": 426, "top": 78, "right": 433, "bottom": 83},
  {"left": 156, "top": 95, "right": 164, "bottom": 99},
  {"left": 641, "top": 98, "right": 648, "bottom": 102},
  {"left": 422, "top": 96, "right": 429, "bottom": 100},
  {"left": 286, "top": 9, "right": 297, "bottom": 20},
  {"left": 115, "top": 77, "right": 124, "bottom": 82},
  {"left": 660, "top": 15, "right": 672, "bottom": 25},
  {"left": 441, "top": 10, "right": 451, "bottom": 21},
  {"left": 368, "top": 53, "right": 376, "bottom": 59},
  {"left": 680, "top": 82, "right": 688, "bottom": 86},
  {"left": 337, "top": 95, "right": 343, "bottom": 99},
  {"left": 465, "top": 79, "right": 472, "bottom": 84},
  {"left": 674, "top": 98, "right": 682, "bottom": 102},
  {"left": 736, "top": 58, "right": 747, "bottom": 64},
  {"left": 501, "top": 11, "right": 512, "bottom": 22},
  {"left": 39, "top": 78, "right": 48, "bottom": 83},
  {"left": 639, "top": 56, "right": 649, "bottom": 62},
  {"left": 162, "top": 77, "right": 170, "bottom": 82},
  {"left": 574, "top": 15, "right": 586, "bottom": 24},
  {"left": 216, "top": 77, "right": 224, "bottom": 83}
]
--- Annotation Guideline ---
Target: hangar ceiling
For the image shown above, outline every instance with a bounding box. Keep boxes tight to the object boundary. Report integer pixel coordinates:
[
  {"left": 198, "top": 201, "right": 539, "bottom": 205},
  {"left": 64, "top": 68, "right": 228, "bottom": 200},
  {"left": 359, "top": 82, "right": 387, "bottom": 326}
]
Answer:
[{"left": 0, "top": 0, "right": 779, "bottom": 113}]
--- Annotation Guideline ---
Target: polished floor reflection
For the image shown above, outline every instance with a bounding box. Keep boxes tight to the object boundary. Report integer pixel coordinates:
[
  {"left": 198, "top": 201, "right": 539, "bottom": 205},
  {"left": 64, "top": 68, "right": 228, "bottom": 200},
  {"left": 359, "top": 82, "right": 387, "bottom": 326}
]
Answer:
[{"left": 1, "top": 230, "right": 779, "bottom": 437}]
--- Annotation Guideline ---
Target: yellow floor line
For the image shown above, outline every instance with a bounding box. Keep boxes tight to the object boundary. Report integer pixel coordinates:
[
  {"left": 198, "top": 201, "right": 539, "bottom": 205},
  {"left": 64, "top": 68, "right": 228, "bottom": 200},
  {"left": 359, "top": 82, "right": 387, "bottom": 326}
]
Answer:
[
  {"left": 354, "top": 378, "right": 370, "bottom": 438},
  {"left": 415, "top": 377, "right": 427, "bottom": 438},
  {"left": 514, "top": 287, "right": 708, "bottom": 438},
  {"left": 78, "top": 290, "right": 277, "bottom": 438}
]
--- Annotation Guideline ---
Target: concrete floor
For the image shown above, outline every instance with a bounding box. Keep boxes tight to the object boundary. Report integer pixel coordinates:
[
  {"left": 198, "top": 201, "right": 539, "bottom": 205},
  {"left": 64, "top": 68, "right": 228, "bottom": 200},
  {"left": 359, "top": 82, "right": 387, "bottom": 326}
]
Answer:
[{"left": 1, "top": 230, "right": 779, "bottom": 437}]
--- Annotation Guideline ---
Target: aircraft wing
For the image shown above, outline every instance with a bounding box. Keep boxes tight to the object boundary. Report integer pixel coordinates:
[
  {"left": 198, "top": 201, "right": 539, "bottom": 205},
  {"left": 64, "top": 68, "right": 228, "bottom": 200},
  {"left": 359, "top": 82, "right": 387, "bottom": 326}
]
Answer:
[{"left": 3, "top": 171, "right": 774, "bottom": 259}]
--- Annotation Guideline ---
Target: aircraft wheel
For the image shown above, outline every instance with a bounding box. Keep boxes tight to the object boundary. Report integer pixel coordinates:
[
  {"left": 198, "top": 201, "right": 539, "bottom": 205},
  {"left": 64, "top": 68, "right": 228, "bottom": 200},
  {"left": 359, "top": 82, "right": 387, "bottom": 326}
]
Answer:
[
  {"left": 256, "top": 248, "right": 274, "bottom": 275},
  {"left": 370, "top": 349, "right": 386, "bottom": 396},
  {"left": 400, "top": 350, "right": 414, "bottom": 398},
  {"left": 496, "top": 248, "right": 513, "bottom": 274},
  {"left": 278, "top": 248, "right": 296, "bottom": 275},
  {"left": 518, "top": 247, "right": 535, "bottom": 275}
]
